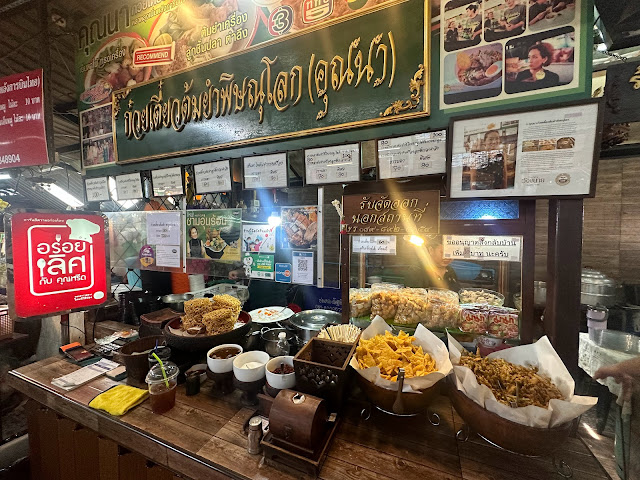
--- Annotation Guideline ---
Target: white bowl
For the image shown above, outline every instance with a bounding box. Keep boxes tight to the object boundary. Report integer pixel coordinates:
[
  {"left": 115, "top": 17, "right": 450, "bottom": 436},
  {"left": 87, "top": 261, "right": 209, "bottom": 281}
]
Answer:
[
  {"left": 233, "top": 351, "right": 270, "bottom": 383},
  {"left": 207, "top": 344, "right": 243, "bottom": 374},
  {"left": 265, "top": 356, "right": 296, "bottom": 390},
  {"left": 185, "top": 363, "right": 208, "bottom": 384}
]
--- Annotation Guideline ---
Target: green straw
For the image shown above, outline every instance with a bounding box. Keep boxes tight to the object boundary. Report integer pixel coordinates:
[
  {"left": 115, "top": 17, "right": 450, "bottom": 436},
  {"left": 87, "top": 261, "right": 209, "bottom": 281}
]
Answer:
[{"left": 151, "top": 352, "right": 170, "bottom": 389}]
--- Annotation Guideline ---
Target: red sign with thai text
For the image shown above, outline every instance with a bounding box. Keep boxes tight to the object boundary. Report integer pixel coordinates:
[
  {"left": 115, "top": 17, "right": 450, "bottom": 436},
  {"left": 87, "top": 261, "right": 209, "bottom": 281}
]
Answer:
[
  {"left": 11, "top": 212, "right": 108, "bottom": 318},
  {"left": 0, "top": 69, "right": 49, "bottom": 169}
]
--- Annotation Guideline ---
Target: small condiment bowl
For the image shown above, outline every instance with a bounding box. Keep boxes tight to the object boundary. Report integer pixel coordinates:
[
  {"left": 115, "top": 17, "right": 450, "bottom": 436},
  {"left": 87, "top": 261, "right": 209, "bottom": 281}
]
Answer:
[
  {"left": 265, "top": 356, "right": 295, "bottom": 390},
  {"left": 233, "top": 351, "right": 269, "bottom": 383},
  {"left": 185, "top": 364, "right": 208, "bottom": 384},
  {"left": 207, "top": 344, "right": 243, "bottom": 374}
]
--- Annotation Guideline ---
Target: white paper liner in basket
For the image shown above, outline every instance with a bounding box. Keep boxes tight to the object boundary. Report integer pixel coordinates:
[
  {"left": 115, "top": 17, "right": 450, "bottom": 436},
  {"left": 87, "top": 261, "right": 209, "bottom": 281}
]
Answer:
[
  {"left": 349, "top": 316, "right": 453, "bottom": 393},
  {"left": 447, "top": 333, "right": 597, "bottom": 428}
]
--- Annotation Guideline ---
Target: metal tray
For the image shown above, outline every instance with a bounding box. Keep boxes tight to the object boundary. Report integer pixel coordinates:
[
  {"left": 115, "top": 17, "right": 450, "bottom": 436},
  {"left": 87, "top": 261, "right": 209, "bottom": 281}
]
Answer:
[{"left": 591, "top": 329, "right": 640, "bottom": 354}]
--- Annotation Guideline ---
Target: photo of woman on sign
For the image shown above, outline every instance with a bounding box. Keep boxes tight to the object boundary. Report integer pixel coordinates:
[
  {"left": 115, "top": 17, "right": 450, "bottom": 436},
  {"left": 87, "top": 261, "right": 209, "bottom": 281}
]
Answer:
[{"left": 187, "top": 226, "right": 205, "bottom": 258}]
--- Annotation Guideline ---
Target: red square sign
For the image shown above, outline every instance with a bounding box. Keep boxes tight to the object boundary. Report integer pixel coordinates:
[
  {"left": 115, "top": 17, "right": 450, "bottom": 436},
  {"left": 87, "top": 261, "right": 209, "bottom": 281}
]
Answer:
[{"left": 10, "top": 212, "right": 109, "bottom": 318}]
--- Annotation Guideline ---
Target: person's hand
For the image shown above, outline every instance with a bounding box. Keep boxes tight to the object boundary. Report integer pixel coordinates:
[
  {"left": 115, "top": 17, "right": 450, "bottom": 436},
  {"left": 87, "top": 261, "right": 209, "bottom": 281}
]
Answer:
[
  {"left": 228, "top": 269, "right": 242, "bottom": 280},
  {"left": 594, "top": 365, "right": 633, "bottom": 403}
]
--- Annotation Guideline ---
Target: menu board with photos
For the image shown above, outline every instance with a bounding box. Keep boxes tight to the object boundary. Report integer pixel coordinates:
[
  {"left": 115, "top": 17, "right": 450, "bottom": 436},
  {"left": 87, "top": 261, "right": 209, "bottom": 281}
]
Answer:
[
  {"left": 448, "top": 101, "right": 601, "bottom": 199},
  {"left": 243, "top": 153, "right": 288, "bottom": 189},
  {"left": 440, "top": 0, "right": 585, "bottom": 111},
  {"left": 305, "top": 144, "right": 360, "bottom": 185},
  {"left": 378, "top": 131, "right": 447, "bottom": 179},
  {"left": 193, "top": 161, "right": 232, "bottom": 193}
]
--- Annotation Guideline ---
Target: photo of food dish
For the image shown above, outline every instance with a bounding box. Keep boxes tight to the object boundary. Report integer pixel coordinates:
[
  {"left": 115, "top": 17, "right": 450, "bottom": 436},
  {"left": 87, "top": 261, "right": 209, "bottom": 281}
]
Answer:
[
  {"left": 538, "top": 139, "right": 556, "bottom": 150},
  {"left": 443, "top": 43, "right": 503, "bottom": 104},
  {"left": 80, "top": 34, "right": 152, "bottom": 107},
  {"left": 522, "top": 140, "right": 539, "bottom": 152},
  {"left": 281, "top": 206, "right": 318, "bottom": 249},
  {"left": 556, "top": 137, "right": 575, "bottom": 149}
]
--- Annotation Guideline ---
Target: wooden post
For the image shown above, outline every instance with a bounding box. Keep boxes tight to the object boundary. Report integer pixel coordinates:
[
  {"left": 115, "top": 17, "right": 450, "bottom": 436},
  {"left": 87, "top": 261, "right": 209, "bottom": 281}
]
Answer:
[
  {"left": 38, "top": 0, "right": 55, "bottom": 164},
  {"left": 546, "top": 198, "right": 583, "bottom": 377}
]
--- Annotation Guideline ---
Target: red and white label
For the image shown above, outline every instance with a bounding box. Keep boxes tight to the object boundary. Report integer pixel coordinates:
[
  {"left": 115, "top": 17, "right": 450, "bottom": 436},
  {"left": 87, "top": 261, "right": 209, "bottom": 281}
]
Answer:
[
  {"left": 302, "top": 0, "right": 333, "bottom": 24},
  {"left": 11, "top": 212, "right": 108, "bottom": 318},
  {"left": 133, "top": 44, "right": 175, "bottom": 67},
  {"left": 0, "top": 69, "right": 48, "bottom": 168}
]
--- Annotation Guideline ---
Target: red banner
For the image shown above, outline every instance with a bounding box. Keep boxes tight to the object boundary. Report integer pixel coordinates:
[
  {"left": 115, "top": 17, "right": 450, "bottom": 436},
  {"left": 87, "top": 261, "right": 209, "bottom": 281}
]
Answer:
[
  {"left": 0, "top": 69, "right": 49, "bottom": 169},
  {"left": 10, "top": 212, "right": 109, "bottom": 318}
]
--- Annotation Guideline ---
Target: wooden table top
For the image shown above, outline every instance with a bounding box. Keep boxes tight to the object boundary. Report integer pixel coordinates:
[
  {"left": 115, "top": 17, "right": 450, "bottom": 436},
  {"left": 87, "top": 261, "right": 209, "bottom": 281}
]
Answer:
[{"left": 9, "top": 356, "right": 611, "bottom": 480}]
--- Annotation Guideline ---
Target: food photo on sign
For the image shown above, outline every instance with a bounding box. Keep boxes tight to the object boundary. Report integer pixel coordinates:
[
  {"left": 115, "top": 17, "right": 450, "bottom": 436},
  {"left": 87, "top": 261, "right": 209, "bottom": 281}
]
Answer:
[
  {"left": 280, "top": 206, "right": 318, "bottom": 249},
  {"left": 185, "top": 210, "right": 242, "bottom": 262}
]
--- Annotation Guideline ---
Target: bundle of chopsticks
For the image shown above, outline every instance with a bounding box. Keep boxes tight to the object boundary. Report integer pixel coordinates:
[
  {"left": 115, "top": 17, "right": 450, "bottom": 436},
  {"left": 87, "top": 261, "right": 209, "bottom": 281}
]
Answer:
[{"left": 317, "top": 324, "right": 361, "bottom": 343}]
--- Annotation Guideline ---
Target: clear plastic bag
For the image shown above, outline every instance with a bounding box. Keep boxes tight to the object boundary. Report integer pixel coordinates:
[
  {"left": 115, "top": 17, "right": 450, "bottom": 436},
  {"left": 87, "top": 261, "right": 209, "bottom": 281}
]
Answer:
[
  {"left": 370, "top": 289, "right": 401, "bottom": 321},
  {"left": 428, "top": 288, "right": 459, "bottom": 305},
  {"left": 349, "top": 288, "right": 372, "bottom": 318},
  {"left": 394, "top": 293, "right": 430, "bottom": 325}
]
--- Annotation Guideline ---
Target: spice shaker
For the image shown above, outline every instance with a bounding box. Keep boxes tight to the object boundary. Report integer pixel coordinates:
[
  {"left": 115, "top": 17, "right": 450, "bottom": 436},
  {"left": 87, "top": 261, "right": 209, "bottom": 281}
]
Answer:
[{"left": 247, "top": 416, "right": 263, "bottom": 455}]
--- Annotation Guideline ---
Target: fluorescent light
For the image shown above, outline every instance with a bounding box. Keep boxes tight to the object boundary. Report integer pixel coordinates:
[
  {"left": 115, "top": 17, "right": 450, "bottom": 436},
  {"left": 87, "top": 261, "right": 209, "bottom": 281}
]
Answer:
[
  {"left": 41, "top": 183, "right": 84, "bottom": 208},
  {"left": 408, "top": 235, "right": 424, "bottom": 246},
  {"left": 0, "top": 173, "right": 11, "bottom": 180},
  {"left": 480, "top": 214, "right": 496, "bottom": 220},
  {"left": 268, "top": 215, "right": 282, "bottom": 227}
]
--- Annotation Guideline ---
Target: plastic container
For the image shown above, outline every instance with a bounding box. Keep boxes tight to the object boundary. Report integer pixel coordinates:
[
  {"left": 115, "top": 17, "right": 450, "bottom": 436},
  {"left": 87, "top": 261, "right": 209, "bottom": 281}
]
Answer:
[
  {"left": 145, "top": 362, "right": 179, "bottom": 414},
  {"left": 587, "top": 306, "right": 609, "bottom": 342},
  {"left": 275, "top": 332, "right": 290, "bottom": 356},
  {"left": 349, "top": 288, "right": 372, "bottom": 318},
  {"left": 428, "top": 288, "right": 460, "bottom": 305},
  {"left": 394, "top": 292, "right": 429, "bottom": 326},
  {"left": 148, "top": 346, "right": 171, "bottom": 371}
]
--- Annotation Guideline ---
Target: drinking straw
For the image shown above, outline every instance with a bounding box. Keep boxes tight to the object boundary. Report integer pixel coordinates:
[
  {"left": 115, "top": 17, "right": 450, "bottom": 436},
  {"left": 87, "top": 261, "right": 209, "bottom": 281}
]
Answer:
[{"left": 151, "top": 352, "right": 170, "bottom": 388}]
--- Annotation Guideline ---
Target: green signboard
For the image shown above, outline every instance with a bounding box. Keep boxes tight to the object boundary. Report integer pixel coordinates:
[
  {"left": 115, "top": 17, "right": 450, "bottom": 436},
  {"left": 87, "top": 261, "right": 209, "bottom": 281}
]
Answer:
[{"left": 112, "top": 0, "right": 429, "bottom": 163}]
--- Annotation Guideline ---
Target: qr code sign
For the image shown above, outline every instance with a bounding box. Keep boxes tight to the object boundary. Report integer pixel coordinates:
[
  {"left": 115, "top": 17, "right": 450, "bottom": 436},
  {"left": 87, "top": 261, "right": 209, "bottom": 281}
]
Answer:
[{"left": 297, "top": 258, "right": 307, "bottom": 271}]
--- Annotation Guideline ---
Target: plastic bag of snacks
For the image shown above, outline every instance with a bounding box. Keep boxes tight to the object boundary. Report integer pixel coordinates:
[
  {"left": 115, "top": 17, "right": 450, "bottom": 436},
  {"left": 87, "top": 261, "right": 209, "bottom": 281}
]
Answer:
[
  {"left": 428, "top": 288, "right": 459, "bottom": 305},
  {"left": 370, "top": 289, "right": 401, "bottom": 321},
  {"left": 422, "top": 300, "right": 461, "bottom": 329},
  {"left": 349, "top": 288, "right": 372, "bottom": 318},
  {"left": 488, "top": 307, "right": 519, "bottom": 338},
  {"left": 459, "top": 288, "right": 504, "bottom": 306},
  {"left": 394, "top": 292, "right": 430, "bottom": 325},
  {"left": 459, "top": 305, "right": 489, "bottom": 334}
]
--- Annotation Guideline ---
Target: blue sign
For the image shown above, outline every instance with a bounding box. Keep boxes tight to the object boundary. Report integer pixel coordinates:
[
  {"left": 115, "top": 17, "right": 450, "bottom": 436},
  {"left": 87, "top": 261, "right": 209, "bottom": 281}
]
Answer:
[{"left": 275, "top": 263, "right": 292, "bottom": 283}]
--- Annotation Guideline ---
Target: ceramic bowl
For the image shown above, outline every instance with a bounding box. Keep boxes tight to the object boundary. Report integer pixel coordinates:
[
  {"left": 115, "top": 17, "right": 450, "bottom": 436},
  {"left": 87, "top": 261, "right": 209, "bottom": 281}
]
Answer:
[
  {"left": 207, "top": 344, "right": 243, "bottom": 374},
  {"left": 233, "top": 351, "right": 269, "bottom": 383},
  {"left": 265, "top": 356, "right": 295, "bottom": 390}
]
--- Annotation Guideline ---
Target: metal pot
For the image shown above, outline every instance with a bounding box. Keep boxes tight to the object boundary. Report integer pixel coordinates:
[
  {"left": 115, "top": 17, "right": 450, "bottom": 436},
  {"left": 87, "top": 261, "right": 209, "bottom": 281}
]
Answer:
[
  {"left": 260, "top": 327, "right": 296, "bottom": 357},
  {"left": 288, "top": 309, "right": 340, "bottom": 344},
  {"left": 581, "top": 269, "right": 617, "bottom": 307},
  {"left": 161, "top": 293, "right": 194, "bottom": 312},
  {"left": 534, "top": 281, "right": 546, "bottom": 308}
]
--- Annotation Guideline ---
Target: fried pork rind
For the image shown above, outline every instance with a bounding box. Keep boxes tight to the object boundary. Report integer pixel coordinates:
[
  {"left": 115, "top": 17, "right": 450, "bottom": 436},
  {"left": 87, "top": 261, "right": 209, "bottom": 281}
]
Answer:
[
  {"left": 201, "top": 308, "right": 235, "bottom": 335},
  {"left": 355, "top": 331, "right": 436, "bottom": 381},
  {"left": 459, "top": 354, "right": 564, "bottom": 408}
]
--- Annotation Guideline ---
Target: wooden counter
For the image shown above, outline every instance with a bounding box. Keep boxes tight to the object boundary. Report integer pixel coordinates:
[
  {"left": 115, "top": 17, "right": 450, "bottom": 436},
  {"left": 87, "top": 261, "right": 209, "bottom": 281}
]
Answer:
[{"left": 9, "top": 356, "right": 610, "bottom": 480}]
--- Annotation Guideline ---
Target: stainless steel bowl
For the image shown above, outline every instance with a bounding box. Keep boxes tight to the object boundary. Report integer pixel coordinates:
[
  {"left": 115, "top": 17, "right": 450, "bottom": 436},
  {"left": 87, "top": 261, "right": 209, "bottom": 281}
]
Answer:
[
  {"left": 161, "top": 293, "right": 194, "bottom": 312},
  {"left": 289, "top": 309, "right": 340, "bottom": 343}
]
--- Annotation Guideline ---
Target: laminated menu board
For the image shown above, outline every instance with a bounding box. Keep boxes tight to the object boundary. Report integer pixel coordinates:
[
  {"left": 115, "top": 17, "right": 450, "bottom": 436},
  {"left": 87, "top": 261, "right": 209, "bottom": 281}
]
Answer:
[
  {"left": 448, "top": 100, "right": 602, "bottom": 199},
  {"left": 440, "top": 0, "right": 587, "bottom": 111}
]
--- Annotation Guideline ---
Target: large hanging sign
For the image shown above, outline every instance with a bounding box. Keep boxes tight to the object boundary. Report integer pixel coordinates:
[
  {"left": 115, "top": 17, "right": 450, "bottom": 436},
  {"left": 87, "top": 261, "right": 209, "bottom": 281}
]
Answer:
[
  {"left": 6, "top": 211, "right": 110, "bottom": 318},
  {"left": 111, "top": 0, "right": 429, "bottom": 163},
  {"left": 342, "top": 190, "right": 440, "bottom": 235},
  {"left": 440, "top": 0, "right": 587, "bottom": 112},
  {"left": 0, "top": 69, "right": 49, "bottom": 168}
]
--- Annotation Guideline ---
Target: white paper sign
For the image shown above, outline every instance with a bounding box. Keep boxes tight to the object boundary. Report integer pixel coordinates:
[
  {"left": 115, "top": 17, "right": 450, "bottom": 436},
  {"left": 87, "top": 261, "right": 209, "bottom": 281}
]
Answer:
[
  {"left": 450, "top": 103, "right": 599, "bottom": 199},
  {"left": 151, "top": 167, "right": 183, "bottom": 196},
  {"left": 156, "top": 245, "right": 181, "bottom": 268},
  {"left": 194, "top": 160, "right": 232, "bottom": 193},
  {"left": 378, "top": 130, "right": 447, "bottom": 179},
  {"left": 84, "top": 177, "right": 110, "bottom": 202},
  {"left": 115, "top": 173, "right": 142, "bottom": 200},
  {"left": 242, "top": 224, "right": 276, "bottom": 253},
  {"left": 352, "top": 236, "right": 397, "bottom": 255},
  {"left": 292, "top": 251, "right": 314, "bottom": 285},
  {"left": 243, "top": 153, "right": 287, "bottom": 189},
  {"left": 443, "top": 235, "right": 522, "bottom": 262},
  {"left": 146, "top": 212, "right": 181, "bottom": 246},
  {"left": 305, "top": 144, "right": 360, "bottom": 185}
]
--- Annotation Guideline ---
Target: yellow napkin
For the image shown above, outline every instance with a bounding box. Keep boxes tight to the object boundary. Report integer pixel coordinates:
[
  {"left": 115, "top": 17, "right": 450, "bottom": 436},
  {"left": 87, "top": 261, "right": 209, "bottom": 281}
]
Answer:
[{"left": 89, "top": 385, "right": 148, "bottom": 416}]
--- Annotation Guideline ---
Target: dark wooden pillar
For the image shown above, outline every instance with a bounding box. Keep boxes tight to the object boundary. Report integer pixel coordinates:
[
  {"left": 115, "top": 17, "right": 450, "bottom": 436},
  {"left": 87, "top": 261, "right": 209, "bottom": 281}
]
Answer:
[
  {"left": 38, "top": 0, "right": 55, "bottom": 164},
  {"left": 546, "top": 199, "right": 583, "bottom": 378}
]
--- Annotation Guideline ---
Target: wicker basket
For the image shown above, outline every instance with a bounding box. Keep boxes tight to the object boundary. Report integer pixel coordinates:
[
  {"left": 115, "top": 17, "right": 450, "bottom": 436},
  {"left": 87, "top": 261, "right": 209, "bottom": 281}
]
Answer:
[
  {"left": 293, "top": 337, "right": 356, "bottom": 410},
  {"left": 0, "top": 306, "right": 13, "bottom": 341}
]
